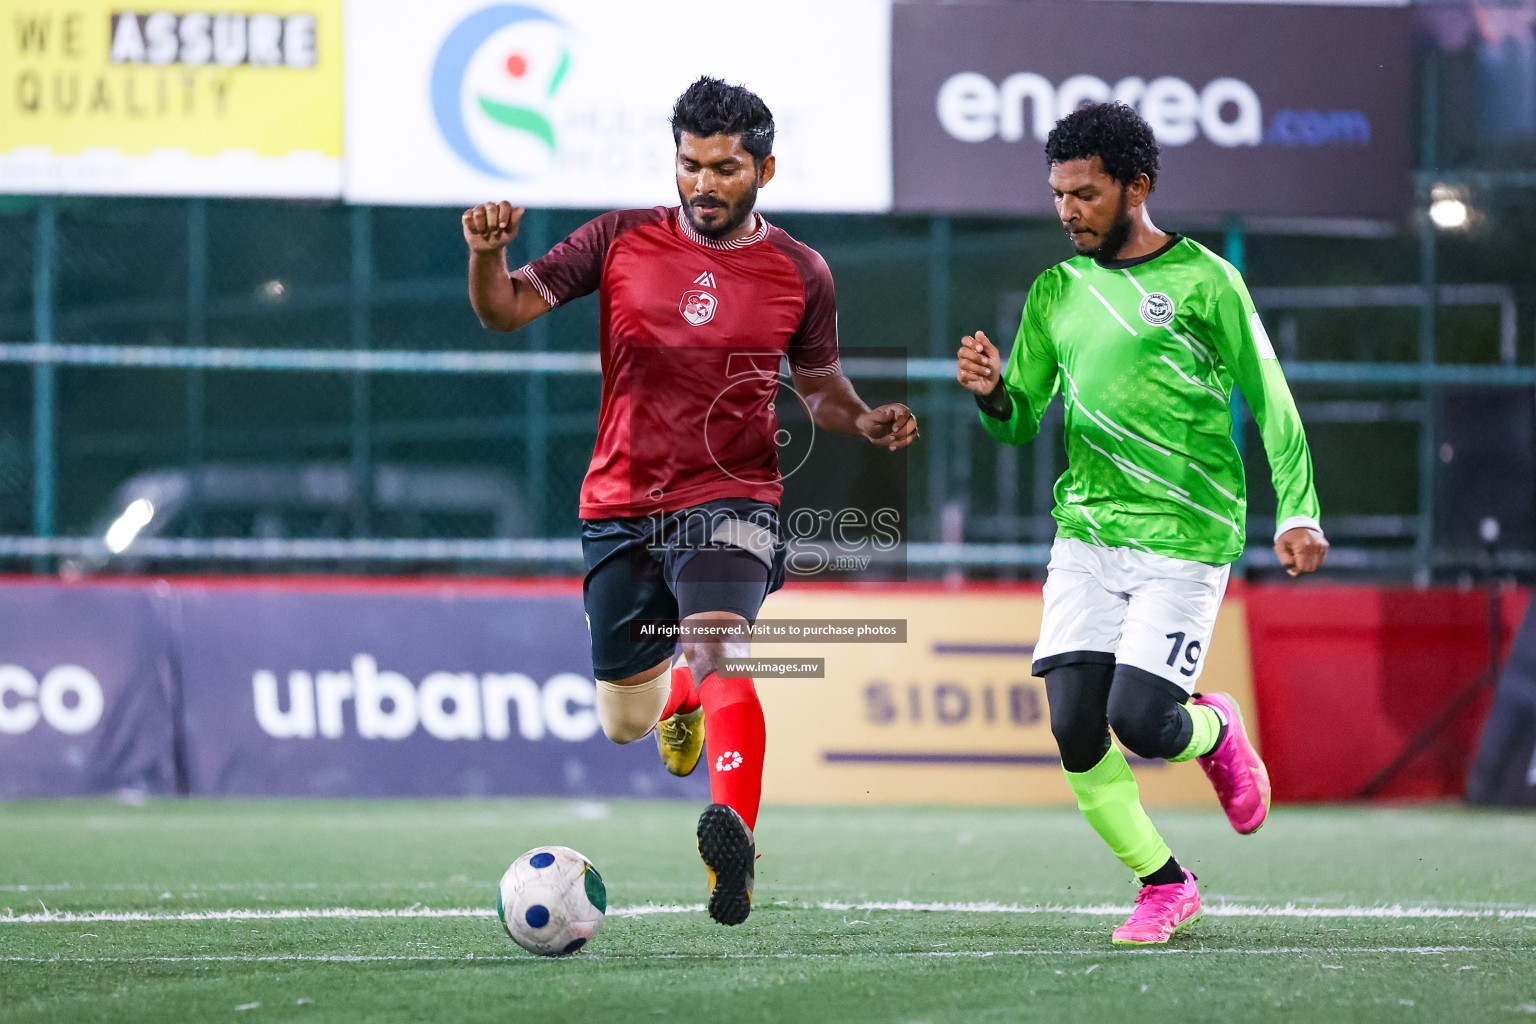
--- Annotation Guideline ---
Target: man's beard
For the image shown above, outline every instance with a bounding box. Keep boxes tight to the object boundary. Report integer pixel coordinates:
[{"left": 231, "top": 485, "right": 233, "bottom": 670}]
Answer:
[
  {"left": 1071, "top": 191, "right": 1133, "bottom": 262},
  {"left": 680, "top": 180, "right": 758, "bottom": 239}
]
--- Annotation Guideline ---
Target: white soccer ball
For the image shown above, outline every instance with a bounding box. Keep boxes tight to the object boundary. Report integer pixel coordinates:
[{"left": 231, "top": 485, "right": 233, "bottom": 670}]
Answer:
[{"left": 497, "top": 845, "right": 606, "bottom": 956}]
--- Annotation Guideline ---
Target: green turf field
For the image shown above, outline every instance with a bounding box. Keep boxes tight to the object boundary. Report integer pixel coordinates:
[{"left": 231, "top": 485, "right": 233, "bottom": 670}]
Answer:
[{"left": 2, "top": 799, "right": 1534, "bottom": 1023}]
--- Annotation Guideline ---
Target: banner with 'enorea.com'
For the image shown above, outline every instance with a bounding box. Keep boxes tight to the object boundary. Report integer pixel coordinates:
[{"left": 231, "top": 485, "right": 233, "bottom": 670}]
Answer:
[
  {"left": 892, "top": 1, "right": 1414, "bottom": 221},
  {"left": 343, "top": 0, "right": 891, "bottom": 210},
  {"left": 0, "top": 0, "right": 343, "bottom": 197}
]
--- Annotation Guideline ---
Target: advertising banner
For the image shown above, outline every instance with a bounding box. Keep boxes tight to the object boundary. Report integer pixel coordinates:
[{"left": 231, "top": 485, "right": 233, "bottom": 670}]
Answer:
[
  {"left": 1245, "top": 586, "right": 1528, "bottom": 801},
  {"left": 169, "top": 582, "right": 708, "bottom": 799},
  {"left": 0, "top": 0, "right": 343, "bottom": 197},
  {"left": 754, "top": 586, "right": 1256, "bottom": 807},
  {"left": 892, "top": 1, "right": 1414, "bottom": 221},
  {"left": 1466, "top": 604, "right": 1536, "bottom": 808},
  {"left": 0, "top": 584, "right": 179, "bottom": 797},
  {"left": 0, "top": 579, "right": 1254, "bottom": 805},
  {"left": 344, "top": 0, "right": 891, "bottom": 210}
]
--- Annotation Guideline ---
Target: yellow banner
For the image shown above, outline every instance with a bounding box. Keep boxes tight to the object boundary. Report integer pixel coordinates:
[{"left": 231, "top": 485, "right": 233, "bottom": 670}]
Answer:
[
  {"left": 2, "top": 1, "right": 341, "bottom": 194},
  {"left": 756, "top": 587, "right": 1256, "bottom": 807}
]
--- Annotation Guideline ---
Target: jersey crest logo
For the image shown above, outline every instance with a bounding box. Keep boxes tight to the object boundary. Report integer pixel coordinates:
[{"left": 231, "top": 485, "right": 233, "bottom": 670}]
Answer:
[
  {"left": 693, "top": 271, "right": 717, "bottom": 288},
  {"left": 1139, "top": 292, "right": 1176, "bottom": 326},
  {"left": 680, "top": 289, "right": 718, "bottom": 326}
]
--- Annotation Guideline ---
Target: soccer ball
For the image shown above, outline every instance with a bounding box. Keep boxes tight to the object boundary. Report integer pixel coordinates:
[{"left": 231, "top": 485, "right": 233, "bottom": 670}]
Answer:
[{"left": 497, "top": 845, "right": 606, "bottom": 956}]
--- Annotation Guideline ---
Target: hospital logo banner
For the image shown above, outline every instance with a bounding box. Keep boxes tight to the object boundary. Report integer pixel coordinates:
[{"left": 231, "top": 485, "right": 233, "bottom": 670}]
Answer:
[{"left": 344, "top": 0, "right": 891, "bottom": 211}]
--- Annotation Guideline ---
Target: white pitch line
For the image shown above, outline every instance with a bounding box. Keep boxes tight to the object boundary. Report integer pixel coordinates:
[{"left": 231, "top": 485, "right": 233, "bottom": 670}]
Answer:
[
  {"left": 0, "top": 946, "right": 1527, "bottom": 965},
  {"left": 0, "top": 905, "right": 698, "bottom": 924},
  {"left": 817, "top": 900, "right": 1536, "bottom": 920},
  {"left": 4, "top": 901, "right": 1536, "bottom": 925}
]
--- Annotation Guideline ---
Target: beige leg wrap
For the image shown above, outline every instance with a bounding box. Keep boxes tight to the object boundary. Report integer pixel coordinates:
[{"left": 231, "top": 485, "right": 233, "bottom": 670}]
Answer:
[{"left": 596, "top": 663, "right": 670, "bottom": 744}]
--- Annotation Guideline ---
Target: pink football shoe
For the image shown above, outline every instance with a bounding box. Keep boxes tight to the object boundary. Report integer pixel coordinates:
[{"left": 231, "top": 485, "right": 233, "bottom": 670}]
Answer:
[
  {"left": 1112, "top": 870, "right": 1203, "bottom": 946},
  {"left": 1193, "top": 692, "right": 1271, "bottom": 835}
]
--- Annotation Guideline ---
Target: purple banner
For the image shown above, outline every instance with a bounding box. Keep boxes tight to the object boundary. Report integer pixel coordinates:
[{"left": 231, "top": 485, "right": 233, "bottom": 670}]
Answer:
[
  {"left": 170, "top": 584, "right": 707, "bottom": 798},
  {"left": 0, "top": 584, "right": 179, "bottom": 797},
  {"left": 893, "top": 1, "right": 1415, "bottom": 221},
  {"left": 0, "top": 580, "right": 708, "bottom": 800}
]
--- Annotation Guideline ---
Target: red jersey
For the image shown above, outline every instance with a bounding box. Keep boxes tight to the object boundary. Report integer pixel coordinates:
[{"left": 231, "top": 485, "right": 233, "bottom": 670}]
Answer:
[{"left": 520, "top": 207, "right": 842, "bottom": 519}]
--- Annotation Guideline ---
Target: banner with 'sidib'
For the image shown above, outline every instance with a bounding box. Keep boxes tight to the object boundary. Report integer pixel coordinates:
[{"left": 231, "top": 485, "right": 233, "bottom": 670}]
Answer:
[{"left": 752, "top": 587, "right": 1258, "bottom": 807}]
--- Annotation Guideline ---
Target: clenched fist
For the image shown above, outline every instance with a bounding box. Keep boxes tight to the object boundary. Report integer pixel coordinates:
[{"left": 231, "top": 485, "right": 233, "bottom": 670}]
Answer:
[
  {"left": 1275, "top": 526, "right": 1329, "bottom": 577},
  {"left": 462, "top": 201, "right": 524, "bottom": 252}
]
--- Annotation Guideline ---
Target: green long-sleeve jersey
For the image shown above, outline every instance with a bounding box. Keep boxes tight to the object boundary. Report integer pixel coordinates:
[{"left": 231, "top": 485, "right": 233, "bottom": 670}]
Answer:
[{"left": 979, "top": 235, "right": 1320, "bottom": 565}]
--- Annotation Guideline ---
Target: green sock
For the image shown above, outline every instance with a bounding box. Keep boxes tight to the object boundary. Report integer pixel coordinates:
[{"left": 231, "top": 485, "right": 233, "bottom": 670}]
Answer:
[
  {"left": 1169, "top": 702, "right": 1224, "bottom": 763},
  {"left": 1064, "top": 746, "right": 1174, "bottom": 878}
]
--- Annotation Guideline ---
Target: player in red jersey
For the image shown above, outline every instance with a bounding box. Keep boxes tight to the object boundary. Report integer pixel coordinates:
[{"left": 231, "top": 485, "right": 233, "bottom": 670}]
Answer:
[{"left": 463, "top": 77, "right": 916, "bottom": 925}]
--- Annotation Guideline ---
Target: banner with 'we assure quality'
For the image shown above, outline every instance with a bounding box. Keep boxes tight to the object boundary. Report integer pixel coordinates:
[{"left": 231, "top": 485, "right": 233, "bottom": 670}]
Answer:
[{"left": 0, "top": 0, "right": 342, "bottom": 196}]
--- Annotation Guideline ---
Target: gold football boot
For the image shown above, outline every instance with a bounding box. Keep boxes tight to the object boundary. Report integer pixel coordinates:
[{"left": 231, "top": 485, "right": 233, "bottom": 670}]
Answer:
[{"left": 655, "top": 657, "right": 704, "bottom": 777}]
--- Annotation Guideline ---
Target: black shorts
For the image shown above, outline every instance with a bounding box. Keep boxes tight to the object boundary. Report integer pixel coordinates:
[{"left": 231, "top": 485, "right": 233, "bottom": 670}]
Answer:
[{"left": 581, "top": 497, "right": 788, "bottom": 680}]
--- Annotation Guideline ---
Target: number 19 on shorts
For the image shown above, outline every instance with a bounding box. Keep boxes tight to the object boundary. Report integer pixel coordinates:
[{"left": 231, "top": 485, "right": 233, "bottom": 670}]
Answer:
[{"left": 1165, "top": 631, "right": 1202, "bottom": 677}]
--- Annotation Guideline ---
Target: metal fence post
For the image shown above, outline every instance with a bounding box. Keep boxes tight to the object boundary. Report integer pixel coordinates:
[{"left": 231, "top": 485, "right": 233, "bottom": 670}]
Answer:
[
  {"left": 351, "top": 205, "right": 373, "bottom": 539},
  {"left": 1224, "top": 214, "right": 1248, "bottom": 455},
  {"left": 1416, "top": 49, "right": 1441, "bottom": 584},
  {"left": 927, "top": 214, "right": 951, "bottom": 543},
  {"left": 523, "top": 209, "right": 550, "bottom": 539},
  {"left": 185, "top": 198, "right": 207, "bottom": 537},
  {"left": 1416, "top": 218, "right": 1438, "bottom": 583},
  {"left": 1225, "top": 214, "right": 1249, "bottom": 566},
  {"left": 32, "top": 197, "right": 56, "bottom": 571}
]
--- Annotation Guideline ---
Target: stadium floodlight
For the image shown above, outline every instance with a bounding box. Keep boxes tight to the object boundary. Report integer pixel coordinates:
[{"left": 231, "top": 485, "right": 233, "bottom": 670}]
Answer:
[
  {"left": 1429, "top": 184, "right": 1470, "bottom": 231},
  {"left": 105, "top": 498, "right": 155, "bottom": 554}
]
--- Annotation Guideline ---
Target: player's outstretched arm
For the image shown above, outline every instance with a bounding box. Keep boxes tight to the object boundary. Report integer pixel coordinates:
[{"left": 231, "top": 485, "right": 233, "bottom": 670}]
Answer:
[
  {"left": 1207, "top": 277, "right": 1327, "bottom": 578},
  {"left": 792, "top": 371, "right": 917, "bottom": 453},
  {"left": 463, "top": 201, "right": 552, "bottom": 332}
]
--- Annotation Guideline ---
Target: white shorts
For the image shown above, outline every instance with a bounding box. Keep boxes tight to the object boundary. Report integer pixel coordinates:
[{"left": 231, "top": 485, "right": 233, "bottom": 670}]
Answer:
[{"left": 1031, "top": 537, "right": 1231, "bottom": 694}]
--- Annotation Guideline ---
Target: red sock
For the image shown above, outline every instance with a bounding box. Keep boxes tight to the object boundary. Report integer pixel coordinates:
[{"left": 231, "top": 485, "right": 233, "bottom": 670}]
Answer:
[
  {"left": 660, "top": 658, "right": 699, "bottom": 720},
  {"left": 699, "top": 672, "right": 765, "bottom": 831}
]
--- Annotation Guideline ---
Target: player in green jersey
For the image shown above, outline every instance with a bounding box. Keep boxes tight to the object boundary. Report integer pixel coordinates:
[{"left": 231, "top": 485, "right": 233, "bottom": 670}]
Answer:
[{"left": 956, "top": 102, "right": 1329, "bottom": 946}]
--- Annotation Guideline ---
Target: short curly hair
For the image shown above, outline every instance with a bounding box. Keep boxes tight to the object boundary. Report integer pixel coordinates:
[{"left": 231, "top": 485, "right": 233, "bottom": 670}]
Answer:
[
  {"left": 671, "top": 76, "right": 775, "bottom": 165},
  {"left": 1044, "top": 102, "right": 1160, "bottom": 192}
]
